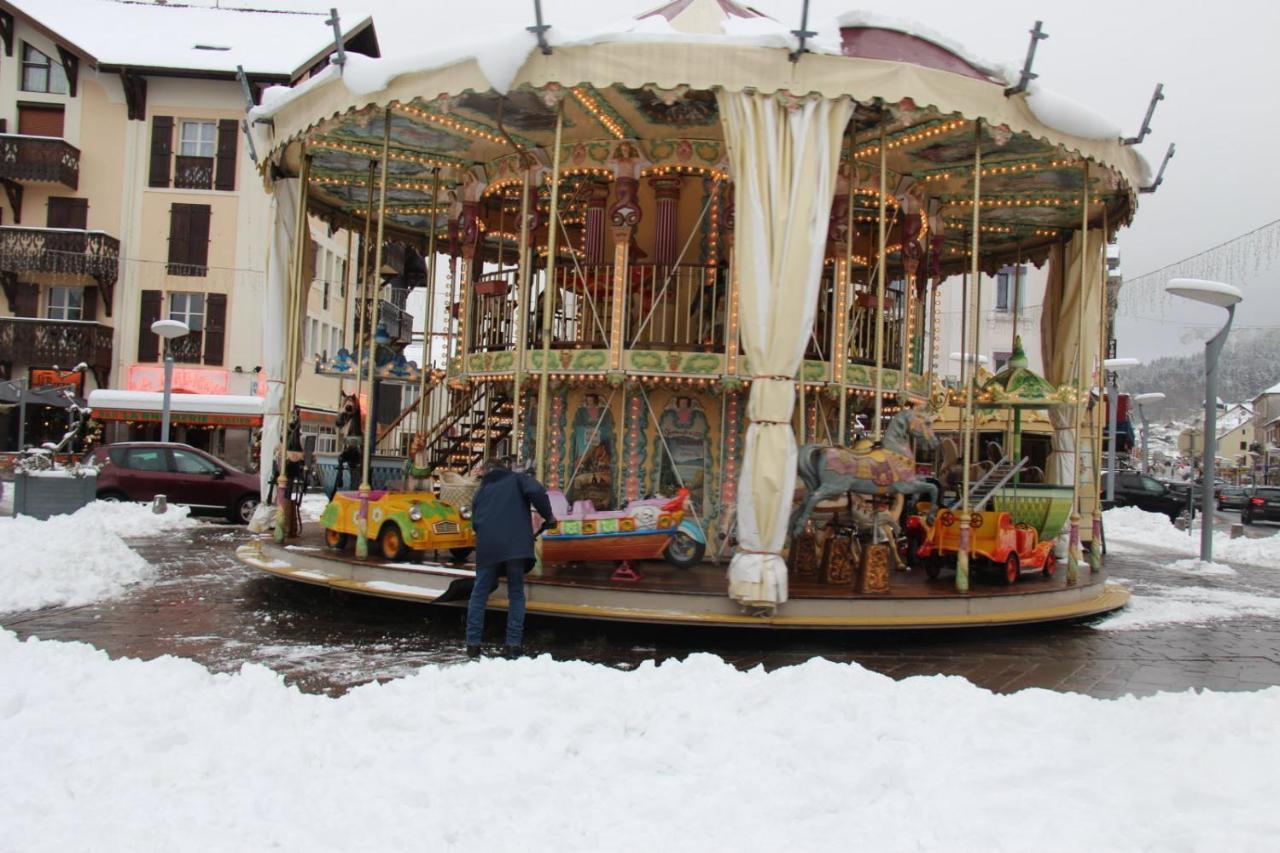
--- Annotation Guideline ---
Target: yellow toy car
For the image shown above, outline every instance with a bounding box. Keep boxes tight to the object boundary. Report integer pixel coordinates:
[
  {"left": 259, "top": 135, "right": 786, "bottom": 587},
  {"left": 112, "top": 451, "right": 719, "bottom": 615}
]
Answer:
[{"left": 320, "top": 489, "right": 475, "bottom": 561}]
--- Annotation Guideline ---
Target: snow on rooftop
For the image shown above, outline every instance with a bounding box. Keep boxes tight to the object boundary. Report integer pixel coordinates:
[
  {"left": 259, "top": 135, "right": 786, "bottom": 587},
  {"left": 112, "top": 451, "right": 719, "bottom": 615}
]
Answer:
[{"left": 8, "top": 0, "right": 370, "bottom": 77}]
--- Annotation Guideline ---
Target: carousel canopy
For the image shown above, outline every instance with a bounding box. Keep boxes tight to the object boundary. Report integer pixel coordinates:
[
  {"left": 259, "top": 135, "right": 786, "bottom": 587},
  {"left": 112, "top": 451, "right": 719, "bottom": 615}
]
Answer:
[
  {"left": 249, "top": 0, "right": 1149, "bottom": 271},
  {"left": 977, "top": 336, "right": 1074, "bottom": 409}
]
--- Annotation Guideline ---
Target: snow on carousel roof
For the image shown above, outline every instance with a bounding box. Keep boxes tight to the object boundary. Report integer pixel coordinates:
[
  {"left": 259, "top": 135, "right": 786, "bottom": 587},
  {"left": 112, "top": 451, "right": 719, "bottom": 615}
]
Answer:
[{"left": 7, "top": 0, "right": 375, "bottom": 79}]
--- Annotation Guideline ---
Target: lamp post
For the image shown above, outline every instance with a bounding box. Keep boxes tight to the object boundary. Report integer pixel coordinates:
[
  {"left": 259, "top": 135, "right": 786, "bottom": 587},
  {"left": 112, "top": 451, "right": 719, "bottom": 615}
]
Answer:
[
  {"left": 151, "top": 319, "right": 190, "bottom": 444},
  {"left": 1132, "top": 391, "right": 1165, "bottom": 475},
  {"left": 1103, "top": 356, "right": 1140, "bottom": 502},
  {"left": 1166, "top": 278, "right": 1243, "bottom": 563}
]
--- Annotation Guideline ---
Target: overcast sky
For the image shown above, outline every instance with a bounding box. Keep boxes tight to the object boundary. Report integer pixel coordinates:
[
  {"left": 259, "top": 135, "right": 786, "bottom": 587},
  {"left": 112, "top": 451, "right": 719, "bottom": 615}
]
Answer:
[{"left": 237, "top": 0, "right": 1279, "bottom": 363}]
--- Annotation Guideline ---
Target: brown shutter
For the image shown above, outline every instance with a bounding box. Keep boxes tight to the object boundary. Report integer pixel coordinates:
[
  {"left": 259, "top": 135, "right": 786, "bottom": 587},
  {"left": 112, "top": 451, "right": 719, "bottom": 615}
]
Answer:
[
  {"left": 188, "top": 204, "right": 211, "bottom": 273},
  {"left": 13, "top": 282, "right": 38, "bottom": 317},
  {"left": 149, "top": 115, "right": 173, "bottom": 188},
  {"left": 81, "top": 287, "right": 98, "bottom": 321},
  {"left": 137, "top": 289, "right": 162, "bottom": 361},
  {"left": 167, "top": 204, "right": 190, "bottom": 274},
  {"left": 214, "top": 119, "right": 237, "bottom": 191},
  {"left": 47, "top": 197, "right": 88, "bottom": 229},
  {"left": 203, "top": 292, "right": 226, "bottom": 366}
]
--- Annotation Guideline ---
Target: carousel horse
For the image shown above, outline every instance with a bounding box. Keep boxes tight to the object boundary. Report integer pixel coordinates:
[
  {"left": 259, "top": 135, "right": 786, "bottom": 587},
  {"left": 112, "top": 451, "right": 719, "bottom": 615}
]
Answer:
[
  {"left": 791, "top": 404, "right": 940, "bottom": 537},
  {"left": 328, "top": 392, "right": 364, "bottom": 499}
]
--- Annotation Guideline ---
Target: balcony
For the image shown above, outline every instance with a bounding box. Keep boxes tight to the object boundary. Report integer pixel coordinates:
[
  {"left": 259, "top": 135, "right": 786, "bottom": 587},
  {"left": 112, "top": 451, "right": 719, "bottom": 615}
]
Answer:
[
  {"left": 0, "top": 134, "right": 80, "bottom": 189},
  {"left": 174, "top": 155, "right": 214, "bottom": 190},
  {"left": 0, "top": 227, "right": 120, "bottom": 316},
  {"left": 0, "top": 317, "right": 113, "bottom": 386}
]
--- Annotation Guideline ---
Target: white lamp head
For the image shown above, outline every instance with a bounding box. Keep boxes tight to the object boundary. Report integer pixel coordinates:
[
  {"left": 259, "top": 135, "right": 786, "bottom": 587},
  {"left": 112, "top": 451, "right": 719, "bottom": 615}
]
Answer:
[
  {"left": 1104, "top": 357, "right": 1141, "bottom": 369},
  {"left": 1133, "top": 392, "right": 1166, "bottom": 404},
  {"left": 151, "top": 319, "right": 189, "bottom": 339},
  {"left": 1166, "top": 278, "right": 1243, "bottom": 308}
]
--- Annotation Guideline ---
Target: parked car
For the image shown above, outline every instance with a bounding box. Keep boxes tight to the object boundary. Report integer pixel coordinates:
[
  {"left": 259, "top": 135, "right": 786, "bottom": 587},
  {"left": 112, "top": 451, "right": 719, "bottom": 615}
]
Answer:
[
  {"left": 1216, "top": 485, "right": 1249, "bottom": 511},
  {"left": 1241, "top": 486, "right": 1280, "bottom": 526},
  {"left": 92, "top": 442, "right": 260, "bottom": 524},
  {"left": 1102, "top": 471, "right": 1186, "bottom": 521}
]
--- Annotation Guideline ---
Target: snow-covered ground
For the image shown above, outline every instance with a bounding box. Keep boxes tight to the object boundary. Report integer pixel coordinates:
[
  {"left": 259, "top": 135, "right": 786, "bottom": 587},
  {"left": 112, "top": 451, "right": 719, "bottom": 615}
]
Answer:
[
  {"left": 2, "top": 629, "right": 1278, "bottom": 852},
  {"left": 1103, "top": 505, "right": 1280, "bottom": 569},
  {"left": 0, "top": 501, "right": 197, "bottom": 613}
]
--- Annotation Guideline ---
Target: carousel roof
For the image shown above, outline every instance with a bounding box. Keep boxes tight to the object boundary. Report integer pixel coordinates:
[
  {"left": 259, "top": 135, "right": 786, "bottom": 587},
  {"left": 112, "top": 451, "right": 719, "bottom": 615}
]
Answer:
[
  {"left": 977, "top": 336, "right": 1073, "bottom": 408},
  {"left": 249, "top": 3, "right": 1151, "bottom": 269}
]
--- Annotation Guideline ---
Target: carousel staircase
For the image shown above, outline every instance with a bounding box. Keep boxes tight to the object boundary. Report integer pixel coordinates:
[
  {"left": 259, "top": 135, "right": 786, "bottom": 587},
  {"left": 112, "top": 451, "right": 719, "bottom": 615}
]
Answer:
[
  {"left": 422, "top": 384, "right": 514, "bottom": 474},
  {"left": 959, "top": 455, "right": 1030, "bottom": 511}
]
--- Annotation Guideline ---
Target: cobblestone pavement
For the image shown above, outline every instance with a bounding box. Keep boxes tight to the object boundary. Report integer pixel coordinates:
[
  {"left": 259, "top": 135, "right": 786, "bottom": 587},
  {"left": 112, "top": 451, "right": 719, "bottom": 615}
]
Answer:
[{"left": 4, "top": 514, "right": 1279, "bottom": 699}]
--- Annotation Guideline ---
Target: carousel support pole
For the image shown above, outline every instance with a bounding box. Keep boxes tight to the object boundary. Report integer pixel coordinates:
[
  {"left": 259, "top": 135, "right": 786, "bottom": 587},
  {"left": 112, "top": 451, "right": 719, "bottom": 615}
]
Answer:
[
  {"left": 957, "top": 120, "right": 983, "bottom": 592},
  {"left": 417, "top": 167, "right": 442, "bottom": 426},
  {"left": 512, "top": 166, "right": 533, "bottom": 462},
  {"left": 353, "top": 159, "right": 377, "bottom": 402},
  {"left": 1067, "top": 161, "right": 1090, "bottom": 585},
  {"left": 275, "top": 147, "right": 310, "bottom": 543},
  {"left": 1090, "top": 206, "right": 1109, "bottom": 570},
  {"left": 836, "top": 132, "right": 856, "bottom": 445},
  {"left": 873, "top": 123, "right": 888, "bottom": 440},
  {"left": 535, "top": 103, "right": 565, "bottom": 482},
  {"left": 339, "top": 225, "right": 353, "bottom": 396},
  {"left": 356, "top": 109, "right": 391, "bottom": 559}
]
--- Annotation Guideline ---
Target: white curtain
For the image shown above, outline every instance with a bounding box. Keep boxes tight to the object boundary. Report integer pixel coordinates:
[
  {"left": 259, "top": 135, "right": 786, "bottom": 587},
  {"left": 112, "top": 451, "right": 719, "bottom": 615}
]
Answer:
[
  {"left": 718, "top": 90, "right": 853, "bottom": 609},
  {"left": 259, "top": 178, "right": 298, "bottom": 497}
]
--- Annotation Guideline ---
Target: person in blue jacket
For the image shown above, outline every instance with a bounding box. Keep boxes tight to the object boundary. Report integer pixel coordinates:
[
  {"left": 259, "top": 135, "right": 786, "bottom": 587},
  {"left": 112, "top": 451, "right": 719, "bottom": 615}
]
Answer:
[{"left": 466, "top": 457, "right": 556, "bottom": 658}]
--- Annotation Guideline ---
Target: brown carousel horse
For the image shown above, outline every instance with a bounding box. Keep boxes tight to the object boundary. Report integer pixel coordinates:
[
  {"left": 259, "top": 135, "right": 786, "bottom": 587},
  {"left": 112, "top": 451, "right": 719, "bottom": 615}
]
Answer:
[
  {"left": 328, "top": 392, "right": 364, "bottom": 499},
  {"left": 791, "top": 404, "right": 940, "bottom": 537}
]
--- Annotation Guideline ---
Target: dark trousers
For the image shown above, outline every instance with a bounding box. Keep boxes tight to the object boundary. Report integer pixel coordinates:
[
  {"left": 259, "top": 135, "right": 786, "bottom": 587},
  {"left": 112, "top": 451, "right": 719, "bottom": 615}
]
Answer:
[{"left": 466, "top": 560, "right": 527, "bottom": 647}]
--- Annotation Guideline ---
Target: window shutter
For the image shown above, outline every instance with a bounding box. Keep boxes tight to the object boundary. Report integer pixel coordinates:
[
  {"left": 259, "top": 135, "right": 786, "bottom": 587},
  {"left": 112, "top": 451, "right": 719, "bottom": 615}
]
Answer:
[
  {"left": 13, "top": 282, "right": 38, "bottom": 317},
  {"left": 214, "top": 119, "right": 237, "bottom": 191},
  {"left": 188, "top": 204, "right": 211, "bottom": 273},
  {"left": 47, "top": 197, "right": 88, "bottom": 229},
  {"left": 82, "top": 287, "right": 98, "bottom": 321},
  {"left": 203, "top": 292, "right": 226, "bottom": 366},
  {"left": 137, "top": 289, "right": 161, "bottom": 361},
  {"left": 149, "top": 115, "right": 173, "bottom": 188},
  {"left": 167, "top": 204, "right": 190, "bottom": 274}
]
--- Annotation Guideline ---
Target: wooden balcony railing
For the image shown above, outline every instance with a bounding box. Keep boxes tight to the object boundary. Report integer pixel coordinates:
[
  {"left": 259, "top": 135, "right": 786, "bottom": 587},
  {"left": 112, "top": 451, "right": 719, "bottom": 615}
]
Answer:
[
  {"left": 0, "top": 317, "right": 112, "bottom": 381},
  {"left": 0, "top": 134, "right": 80, "bottom": 189},
  {"left": 0, "top": 227, "right": 120, "bottom": 315}
]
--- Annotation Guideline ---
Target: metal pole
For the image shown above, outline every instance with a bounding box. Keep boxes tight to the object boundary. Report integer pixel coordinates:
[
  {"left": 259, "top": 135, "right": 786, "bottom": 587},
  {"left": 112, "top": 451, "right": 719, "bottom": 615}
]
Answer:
[
  {"left": 837, "top": 131, "right": 857, "bottom": 445},
  {"left": 1140, "top": 404, "right": 1150, "bottom": 474},
  {"left": 535, "top": 104, "right": 564, "bottom": 482},
  {"left": 353, "top": 160, "right": 377, "bottom": 400},
  {"left": 1201, "top": 306, "right": 1234, "bottom": 563},
  {"left": 1067, "top": 161, "right": 1090, "bottom": 585},
  {"left": 161, "top": 342, "right": 174, "bottom": 443},
  {"left": 355, "top": 110, "right": 391, "bottom": 558},
  {"left": 957, "top": 119, "right": 982, "bottom": 593},
  {"left": 512, "top": 167, "right": 532, "bottom": 461},
  {"left": 16, "top": 378, "right": 27, "bottom": 450},
  {"left": 873, "top": 123, "right": 887, "bottom": 440},
  {"left": 417, "top": 167, "right": 442, "bottom": 423},
  {"left": 1106, "top": 379, "right": 1118, "bottom": 501},
  {"left": 274, "top": 147, "right": 310, "bottom": 542}
]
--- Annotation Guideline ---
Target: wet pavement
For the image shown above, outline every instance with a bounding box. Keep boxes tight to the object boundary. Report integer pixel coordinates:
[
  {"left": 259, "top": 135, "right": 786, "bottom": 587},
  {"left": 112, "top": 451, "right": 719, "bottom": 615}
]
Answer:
[{"left": 4, "top": 513, "right": 1279, "bottom": 699}]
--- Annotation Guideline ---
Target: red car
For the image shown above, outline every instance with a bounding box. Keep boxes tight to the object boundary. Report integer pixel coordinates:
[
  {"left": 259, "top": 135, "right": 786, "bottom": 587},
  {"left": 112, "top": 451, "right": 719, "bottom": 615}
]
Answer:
[{"left": 92, "top": 442, "right": 260, "bottom": 524}]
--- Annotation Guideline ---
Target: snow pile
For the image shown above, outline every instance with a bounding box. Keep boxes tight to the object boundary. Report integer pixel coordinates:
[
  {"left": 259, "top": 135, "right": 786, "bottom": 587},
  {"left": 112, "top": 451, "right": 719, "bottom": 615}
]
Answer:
[
  {"left": 3, "top": 631, "right": 1280, "bottom": 851},
  {"left": 1104, "top": 505, "right": 1280, "bottom": 568},
  {"left": 1097, "top": 585, "right": 1280, "bottom": 631},
  {"left": 1024, "top": 81, "right": 1122, "bottom": 141},
  {"left": 0, "top": 501, "right": 197, "bottom": 613}
]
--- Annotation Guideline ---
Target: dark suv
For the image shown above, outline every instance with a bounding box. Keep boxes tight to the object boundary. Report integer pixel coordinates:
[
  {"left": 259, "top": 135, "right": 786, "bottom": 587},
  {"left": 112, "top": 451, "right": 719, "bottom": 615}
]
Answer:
[
  {"left": 1102, "top": 471, "right": 1186, "bottom": 521},
  {"left": 1241, "top": 486, "right": 1280, "bottom": 526},
  {"left": 92, "top": 442, "right": 260, "bottom": 524}
]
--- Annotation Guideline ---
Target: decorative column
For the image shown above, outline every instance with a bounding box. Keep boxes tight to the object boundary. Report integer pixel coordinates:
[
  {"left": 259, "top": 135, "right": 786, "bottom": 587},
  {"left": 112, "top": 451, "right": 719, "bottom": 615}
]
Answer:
[
  {"left": 1067, "top": 161, "right": 1091, "bottom": 586},
  {"left": 872, "top": 125, "right": 888, "bottom": 439},
  {"left": 456, "top": 166, "right": 487, "bottom": 368},
  {"left": 511, "top": 166, "right": 533, "bottom": 460},
  {"left": 608, "top": 172, "right": 642, "bottom": 369},
  {"left": 957, "top": 119, "right": 982, "bottom": 592},
  {"left": 900, "top": 213, "right": 924, "bottom": 381},
  {"left": 584, "top": 181, "right": 610, "bottom": 265},
  {"left": 723, "top": 197, "right": 740, "bottom": 375},
  {"left": 650, "top": 176, "right": 682, "bottom": 267},
  {"left": 534, "top": 101, "right": 566, "bottom": 483}
]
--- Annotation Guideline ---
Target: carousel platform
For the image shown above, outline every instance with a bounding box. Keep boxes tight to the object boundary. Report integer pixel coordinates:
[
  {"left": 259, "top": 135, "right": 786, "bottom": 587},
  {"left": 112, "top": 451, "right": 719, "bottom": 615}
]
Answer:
[{"left": 238, "top": 525, "right": 1129, "bottom": 630}]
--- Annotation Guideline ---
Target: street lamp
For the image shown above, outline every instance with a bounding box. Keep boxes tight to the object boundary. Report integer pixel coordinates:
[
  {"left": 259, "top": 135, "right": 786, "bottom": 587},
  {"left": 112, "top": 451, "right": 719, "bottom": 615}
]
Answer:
[
  {"left": 1132, "top": 391, "right": 1166, "bottom": 475},
  {"left": 151, "top": 318, "right": 189, "bottom": 444},
  {"left": 1166, "top": 278, "right": 1243, "bottom": 563},
  {"left": 1103, "top": 356, "right": 1141, "bottom": 502}
]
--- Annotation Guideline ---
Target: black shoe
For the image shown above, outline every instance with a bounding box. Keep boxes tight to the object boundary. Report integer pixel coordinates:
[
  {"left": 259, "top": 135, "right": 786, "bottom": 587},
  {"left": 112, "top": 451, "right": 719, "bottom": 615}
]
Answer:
[
  {"left": 466, "top": 645, "right": 481, "bottom": 659},
  {"left": 503, "top": 645, "right": 523, "bottom": 659}
]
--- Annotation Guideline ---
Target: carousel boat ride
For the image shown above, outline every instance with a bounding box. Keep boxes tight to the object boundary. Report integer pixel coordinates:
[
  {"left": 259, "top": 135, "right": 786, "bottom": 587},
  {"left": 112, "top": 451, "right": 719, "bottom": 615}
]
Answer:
[{"left": 237, "top": 1, "right": 1161, "bottom": 629}]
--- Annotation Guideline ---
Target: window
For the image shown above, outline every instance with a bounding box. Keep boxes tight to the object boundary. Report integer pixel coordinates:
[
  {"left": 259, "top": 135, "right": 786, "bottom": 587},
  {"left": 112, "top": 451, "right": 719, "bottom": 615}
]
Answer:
[
  {"left": 125, "top": 448, "right": 167, "bottom": 472},
  {"left": 310, "top": 318, "right": 320, "bottom": 356},
  {"left": 170, "top": 292, "right": 205, "bottom": 331},
  {"left": 167, "top": 204, "right": 211, "bottom": 275},
  {"left": 47, "top": 197, "right": 88, "bottom": 229},
  {"left": 178, "top": 121, "right": 217, "bottom": 158},
  {"left": 172, "top": 448, "right": 220, "bottom": 475},
  {"left": 1241, "top": 440, "right": 1248, "bottom": 451},
  {"left": 21, "top": 44, "right": 69, "bottom": 94},
  {"left": 47, "top": 286, "right": 83, "bottom": 321},
  {"left": 995, "top": 273, "right": 1011, "bottom": 311},
  {"left": 992, "top": 351, "right": 1012, "bottom": 372}
]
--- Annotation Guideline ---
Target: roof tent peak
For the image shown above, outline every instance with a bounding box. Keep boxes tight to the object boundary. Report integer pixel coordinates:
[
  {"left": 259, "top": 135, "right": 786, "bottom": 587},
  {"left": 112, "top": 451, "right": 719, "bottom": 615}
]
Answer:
[{"left": 638, "top": 0, "right": 768, "bottom": 35}]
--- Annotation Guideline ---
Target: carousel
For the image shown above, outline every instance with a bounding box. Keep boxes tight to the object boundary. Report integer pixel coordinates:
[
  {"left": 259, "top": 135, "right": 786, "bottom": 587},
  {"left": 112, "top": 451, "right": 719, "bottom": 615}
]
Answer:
[{"left": 236, "top": 0, "right": 1152, "bottom": 628}]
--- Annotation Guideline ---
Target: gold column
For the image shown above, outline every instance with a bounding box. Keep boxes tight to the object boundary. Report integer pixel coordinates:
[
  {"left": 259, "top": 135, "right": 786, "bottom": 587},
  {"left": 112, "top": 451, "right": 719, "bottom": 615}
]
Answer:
[
  {"left": 836, "top": 140, "right": 856, "bottom": 444},
  {"left": 512, "top": 167, "right": 533, "bottom": 461},
  {"left": 872, "top": 124, "right": 887, "bottom": 440},
  {"left": 355, "top": 110, "right": 391, "bottom": 559},
  {"left": 1090, "top": 204, "right": 1109, "bottom": 569},
  {"left": 416, "top": 167, "right": 442, "bottom": 424},
  {"left": 957, "top": 120, "right": 982, "bottom": 592},
  {"left": 535, "top": 104, "right": 565, "bottom": 482},
  {"left": 1067, "top": 161, "right": 1091, "bottom": 585},
  {"left": 273, "top": 147, "right": 310, "bottom": 543},
  {"left": 608, "top": 222, "right": 631, "bottom": 370},
  {"left": 353, "top": 159, "right": 376, "bottom": 401}
]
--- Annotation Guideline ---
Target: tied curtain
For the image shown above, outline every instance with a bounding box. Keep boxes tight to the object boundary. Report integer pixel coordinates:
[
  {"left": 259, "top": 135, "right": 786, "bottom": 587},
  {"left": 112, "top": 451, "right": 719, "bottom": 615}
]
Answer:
[
  {"left": 718, "top": 90, "right": 853, "bottom": 609},
  {"left": 1040, "top": 231, "right": 1103, "bottom": 504},
  {"left": 259, "top": 178, "right": 299, "bottom": 498}
]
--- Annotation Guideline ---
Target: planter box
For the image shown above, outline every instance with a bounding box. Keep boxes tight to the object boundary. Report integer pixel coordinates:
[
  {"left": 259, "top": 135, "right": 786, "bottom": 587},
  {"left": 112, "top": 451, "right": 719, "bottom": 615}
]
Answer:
[{"left": 13, "top": 471, "right": 97, "bottom": 519}]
